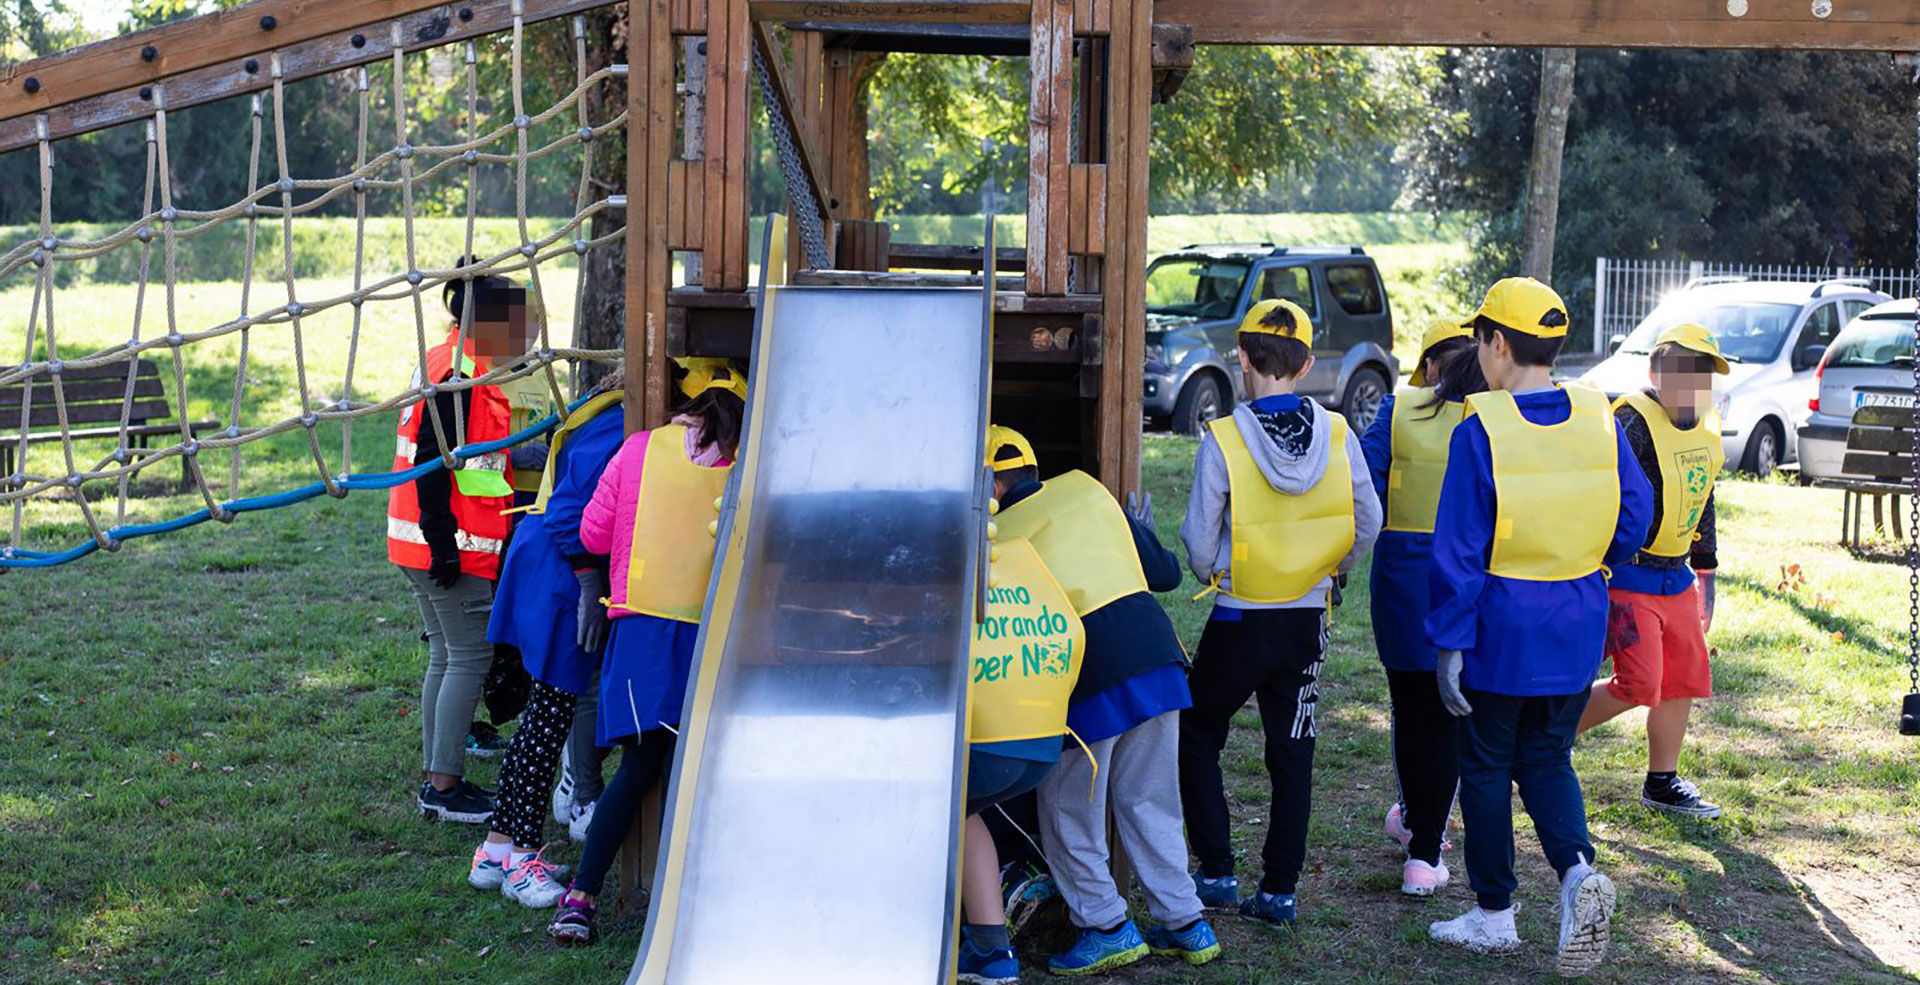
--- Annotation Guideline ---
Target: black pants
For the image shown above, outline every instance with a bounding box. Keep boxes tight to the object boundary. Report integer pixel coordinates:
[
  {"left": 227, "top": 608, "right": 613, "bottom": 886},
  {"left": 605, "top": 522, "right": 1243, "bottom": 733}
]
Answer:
[
  {"left": 1178, "top": 607, "right": 1326, "bottom": 896},
  {"left": 572, "top": 727, "right": 677, "bottom": 897},
  {"left": 1385, "top": 669, "right": 1460, "bottom": 865},
  {"left": 490, "top": 681, "right": 576, "bottom": 849}
]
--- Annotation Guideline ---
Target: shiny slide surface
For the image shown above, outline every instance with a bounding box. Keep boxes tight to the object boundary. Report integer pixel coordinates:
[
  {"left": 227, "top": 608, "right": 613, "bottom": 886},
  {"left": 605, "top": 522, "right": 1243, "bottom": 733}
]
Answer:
[{"left": 629, "top": 274, "right": 993, "bottom": 984}]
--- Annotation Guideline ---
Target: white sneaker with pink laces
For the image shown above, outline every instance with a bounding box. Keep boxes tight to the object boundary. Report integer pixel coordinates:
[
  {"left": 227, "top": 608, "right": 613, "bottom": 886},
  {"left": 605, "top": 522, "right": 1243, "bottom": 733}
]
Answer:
[
  {"left": 1385, "top": 803, "right": 1413, "bottom": 847},
  {"left": 1401, "top": 858, "right": 1450, "bottom": 897},
  {"left": 501, "top": 850, "right": 568, "bottom": 908}
]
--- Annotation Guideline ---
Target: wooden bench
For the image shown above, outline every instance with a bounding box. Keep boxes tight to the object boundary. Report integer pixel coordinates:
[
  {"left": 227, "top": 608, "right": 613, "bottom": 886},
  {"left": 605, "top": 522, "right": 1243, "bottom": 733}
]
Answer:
[
  {"left": 1814, "top": 401, "right": 1916, "bottom": 550},
  {"left": 0, "top": 358, "right": 220, "bottom": 489}
]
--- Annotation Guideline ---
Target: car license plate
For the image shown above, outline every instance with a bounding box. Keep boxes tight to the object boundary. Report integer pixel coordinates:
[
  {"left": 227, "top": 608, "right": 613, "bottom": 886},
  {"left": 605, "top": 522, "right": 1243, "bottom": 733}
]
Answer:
[{"left": 1856, "top": 391, "right": 1916, "bottom": 409}]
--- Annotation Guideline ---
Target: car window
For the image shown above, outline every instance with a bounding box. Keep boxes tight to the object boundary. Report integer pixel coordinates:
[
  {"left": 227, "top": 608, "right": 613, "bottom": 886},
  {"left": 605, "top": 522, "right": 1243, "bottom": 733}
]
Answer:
[
  {"left": 1619, "top": 299, "right": 1802, "bottom": 364},
  {"left": 1842, "top": 299, "right": 1874, "bottom": 323},
  {"left": 1144, "top": 258, "right": 1251, "bottom": 321},
  {"left": 1325, "top": 263, "right": 1384, "bottom": 316},
  {"left": 1800, "top": 303, "right": 1843, "bottom": 350},
  {"left": 1827, "top": 315, "right": 1916, "bottom": 368},
  {"left": 1255, "top": 265, "right": 1318, "bottom": 320}
]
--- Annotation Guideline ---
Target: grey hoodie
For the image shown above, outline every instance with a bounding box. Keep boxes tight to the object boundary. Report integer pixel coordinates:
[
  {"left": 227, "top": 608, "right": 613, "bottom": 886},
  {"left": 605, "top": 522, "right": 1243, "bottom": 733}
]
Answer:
[{"left": 1179, "top": 396, "right": 1383, "bottom": 610}]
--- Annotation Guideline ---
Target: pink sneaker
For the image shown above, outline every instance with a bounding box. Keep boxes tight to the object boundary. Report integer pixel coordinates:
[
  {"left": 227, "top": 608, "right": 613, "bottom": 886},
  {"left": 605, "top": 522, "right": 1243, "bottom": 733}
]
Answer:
[
  {"left": 1401, "top": 858, "right": 1450, "bottom": 897},
  {"left": 1385, "top": 803, "right": 1412, "bottom": 848}
]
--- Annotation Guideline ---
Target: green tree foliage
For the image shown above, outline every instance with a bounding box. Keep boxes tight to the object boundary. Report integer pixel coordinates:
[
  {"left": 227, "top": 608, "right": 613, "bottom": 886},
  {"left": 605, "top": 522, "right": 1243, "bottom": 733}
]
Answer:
[
  {"left": 862, "top": 53, "right": 1028, "bottom": 215},
  {"left": 1417, "top": 47, "right": 1918, "bottom": 325}
]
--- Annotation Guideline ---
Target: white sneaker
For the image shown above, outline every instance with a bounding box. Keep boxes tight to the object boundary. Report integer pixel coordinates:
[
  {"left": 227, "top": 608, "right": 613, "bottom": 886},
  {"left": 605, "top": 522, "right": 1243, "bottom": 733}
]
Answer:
[
  {"left": 1429, "top": 904, "right": 1522, "bottom": 954},
  {"left": 1385, "top": 802, "right": 1412, "bottom": 848},
  {"left": 567, "top": 799, "right": 597, "bottom": 843},
  {"left": 501, "top": 850, "right": 569, "bottom": 908},
  {"left": 1401, "top": 858, "right": 1450, "bottom": 897},
  {"left": 467, "top": 842, "right": 508, "bottom": 891},
  {"left": 551, "top": 762, "right": 576, "bottom": 826},
  {"left": 1556, "top": 857, "right": 1616, "bottom": 977}
]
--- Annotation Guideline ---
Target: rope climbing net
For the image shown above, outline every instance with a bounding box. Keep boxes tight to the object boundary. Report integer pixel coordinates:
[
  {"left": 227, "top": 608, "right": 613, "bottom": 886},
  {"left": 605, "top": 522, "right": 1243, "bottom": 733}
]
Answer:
[{"left": 0, "top": 5, "right": 628, "bottom": 569}]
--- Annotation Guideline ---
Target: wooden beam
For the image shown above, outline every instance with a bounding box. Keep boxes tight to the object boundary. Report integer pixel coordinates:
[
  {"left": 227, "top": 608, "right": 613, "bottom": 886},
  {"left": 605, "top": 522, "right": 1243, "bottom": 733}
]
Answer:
[
  {"left": 0, "top": 0, "right": 616, "bottom": 152},
  {"left": 1099, "top": 0, "right": 1148, "bottom": 498},
  {"left": 751, "top": 22, "right": 839, "bottom": 227},
  {"left": 750, "top": 0, "right": 1030, "bottom": 26},
  {"left": 629, "top": 0, "right": 677, "bottom": 433},
  {"left": 1025, "top": 0, "right": 1072, "bottom": 296},
  {"left": 705, "top": 0, "right": 753, "bottom": 291},
  {"left": 1155, "top": 0, "right": 1920, "bottom": 50},
  {"left": 1067, "top": 162, "right": 1105, "bottom": 256}
]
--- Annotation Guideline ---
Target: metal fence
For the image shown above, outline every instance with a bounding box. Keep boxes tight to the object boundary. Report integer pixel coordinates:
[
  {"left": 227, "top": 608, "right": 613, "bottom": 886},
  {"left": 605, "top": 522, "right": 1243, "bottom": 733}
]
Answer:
[{"left": 1591, "top": 258, "right": 1920, "bottom": 354}]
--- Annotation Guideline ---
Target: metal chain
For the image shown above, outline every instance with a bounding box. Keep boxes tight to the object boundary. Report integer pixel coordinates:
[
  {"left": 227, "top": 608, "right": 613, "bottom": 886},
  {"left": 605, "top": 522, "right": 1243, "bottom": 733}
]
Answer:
[
  {"left": 1908, "top": 60, "right": 1919, "bottom": 695},
  {"left": 751, "top": 44, "right": 830, "bottom": 270}
]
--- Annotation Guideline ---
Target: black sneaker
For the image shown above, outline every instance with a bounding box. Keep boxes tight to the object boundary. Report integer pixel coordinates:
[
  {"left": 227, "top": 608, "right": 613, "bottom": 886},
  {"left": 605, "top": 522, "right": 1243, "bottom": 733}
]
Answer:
[
  {"left": 466, "top": 721, "right": 510, "bottom": 759},
  {"left": 1641, "top": 775, "right": 1722, "bottom": 819},
  {"left": 419, "top": 779, "right": 497, "bottom": 824}
]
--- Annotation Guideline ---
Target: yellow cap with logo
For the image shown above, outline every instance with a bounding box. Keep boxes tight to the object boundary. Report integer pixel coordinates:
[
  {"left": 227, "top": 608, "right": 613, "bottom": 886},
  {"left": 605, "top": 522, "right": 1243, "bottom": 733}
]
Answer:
[
  {"left": 1472, "top": 277, "right": 1570, "bottom": 339},
  {"left": 1410, "top": 317, "right": 1475, "bottom": 386},
  {"left": 985, "top": 425, "right": 1038, "bottom": 472},
  {"left": 1653, "top": 322, "right": 1731, "bottom": 375},
  {"left": 673, "top": 356, "right": 747, "bottom": 401},
  {"left": 1237, "top": 298, "right": 1313, "bottom": 349}
]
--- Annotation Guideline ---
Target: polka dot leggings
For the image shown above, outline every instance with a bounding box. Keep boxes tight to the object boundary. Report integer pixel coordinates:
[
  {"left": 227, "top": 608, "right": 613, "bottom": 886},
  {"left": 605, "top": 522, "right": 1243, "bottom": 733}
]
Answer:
[{"left": 491, "top": 681, "right": 576, "bottom": 849}]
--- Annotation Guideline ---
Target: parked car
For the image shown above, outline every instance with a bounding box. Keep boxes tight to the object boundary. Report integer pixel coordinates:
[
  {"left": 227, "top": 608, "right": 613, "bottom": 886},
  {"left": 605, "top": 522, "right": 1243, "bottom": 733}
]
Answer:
[
  {"left": 1798, "top": 298, "right": 1916, "bottom": 483},
  {"left": 1142, "top": 244, "right": 1400, "bottom": 435},
  {"left": 1579, "top": 278, "right": 1888, "bottom": 477}
]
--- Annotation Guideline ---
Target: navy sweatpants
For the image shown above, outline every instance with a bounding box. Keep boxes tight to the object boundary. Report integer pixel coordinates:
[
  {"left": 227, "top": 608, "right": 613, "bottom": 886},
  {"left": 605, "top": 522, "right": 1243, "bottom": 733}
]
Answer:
[{"left": 1456, "top": 688, "right": 1596, "bottom": 911}]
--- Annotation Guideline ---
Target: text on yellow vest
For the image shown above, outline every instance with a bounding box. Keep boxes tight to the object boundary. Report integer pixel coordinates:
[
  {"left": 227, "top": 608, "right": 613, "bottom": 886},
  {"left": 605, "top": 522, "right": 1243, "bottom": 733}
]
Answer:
[
  {"left": 619, "top": 423, "right": 731, "bottom": 622},
  {"left": 1614, "top": 390, "right": 1723, "bottom": 558},
  {"left": 994, "top": 470, "right": 1150, "bottom": 617},
  {"left": 1385, "top": 386, "right": 1466, "bottom": 534},
  {"left": 1205, "top": 411, "right": 1356, "bottom": 603},
  {"left": 499, "top": 375, "right": 562, "bottom": 493},
  {"left": 968, "top": 537, "right": 1086, "bottom": 744},
  {"left": 1465, "top": 384, "right": 1619, "bottom": 581}
]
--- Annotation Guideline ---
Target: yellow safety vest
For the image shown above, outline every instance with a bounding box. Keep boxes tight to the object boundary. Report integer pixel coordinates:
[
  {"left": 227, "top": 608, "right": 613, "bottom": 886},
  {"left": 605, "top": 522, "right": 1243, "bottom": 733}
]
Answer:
[
  {"left": 501, "top": 374, "right": 562, "bottom": 493},
  {"left": 1615, "top": 390, "right": 1723, "bottom": 558},
  {"left": 1205, "top": 412, "right": 1356, "bottom": 603},
  {"left": 1466, "top": 384, "right": 1619, "bottom": 581},
  {"left": 520, "top": 389, "right": 624, "bottom": 516},
  {"left": 968, "top": 538, "right": 1086, "bottom": 744},
  {"left": 995, "top": 470, "right": 1149, "bottom": 617},
  {"left": 1385, "top": 387, "right": 1465, "bottom": 534},
  {"left": 619, "top": 424, "right": 731, "bottom": 622}
]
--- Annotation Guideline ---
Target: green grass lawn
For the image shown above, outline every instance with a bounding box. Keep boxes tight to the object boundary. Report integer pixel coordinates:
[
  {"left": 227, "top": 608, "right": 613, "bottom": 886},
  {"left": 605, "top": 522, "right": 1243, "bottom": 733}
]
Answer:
[{"left": 4, "top": 429, "right": 1917, "bottom": 984}]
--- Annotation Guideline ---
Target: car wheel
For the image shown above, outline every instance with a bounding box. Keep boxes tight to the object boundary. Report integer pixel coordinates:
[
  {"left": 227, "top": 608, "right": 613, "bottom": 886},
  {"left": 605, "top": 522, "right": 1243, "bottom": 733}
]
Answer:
[
  {"left": 1741, "top": 418, "right": 1783, "bottom": 478},
  {"left": 1340, "top": 367, "right": 1390, "bottom": 434},
  {"left": 1172, "top": 374, "right": 1228, "bottom": 436}
]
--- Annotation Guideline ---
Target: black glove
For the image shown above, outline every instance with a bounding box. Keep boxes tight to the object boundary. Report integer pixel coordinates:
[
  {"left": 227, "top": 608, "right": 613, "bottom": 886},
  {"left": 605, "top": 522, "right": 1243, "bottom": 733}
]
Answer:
[
  {"left": 575, "top": 569, "right": 610, "bottom": 654},
  {"left": 510, "top": 441, "right": 550, "bottom": 475},
  {"left": 1331, "top": 572, "right": 1348, "bottom": 608},
  {"left": 427, "top": 531, "right": 462, "bottom": 590}
]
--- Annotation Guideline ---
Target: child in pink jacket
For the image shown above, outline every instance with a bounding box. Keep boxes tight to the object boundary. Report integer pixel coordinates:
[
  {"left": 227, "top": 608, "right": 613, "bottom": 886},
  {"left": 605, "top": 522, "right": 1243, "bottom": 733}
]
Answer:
[{"left": 549, "top": 358, "right": 744, "bottom": 944}]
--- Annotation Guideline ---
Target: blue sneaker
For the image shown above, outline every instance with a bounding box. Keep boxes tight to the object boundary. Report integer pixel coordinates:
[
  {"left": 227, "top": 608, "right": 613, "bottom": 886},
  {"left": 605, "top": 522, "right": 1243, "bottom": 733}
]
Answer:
[
  {"left": 1048, "top": 920, "right": 1150, "bottom": 976},
  {"left": 1144, "top": 918, "right": 1222, "bottom": 966},
  {"left": 956, "top": 935, "right": 1020, "bottom": 985},
  {"left": 1191, "top": 870, "right": 1240, "bottom": 910},
  {"left": 1240, "top": 891, "right": 1297, "bottom": 931}
]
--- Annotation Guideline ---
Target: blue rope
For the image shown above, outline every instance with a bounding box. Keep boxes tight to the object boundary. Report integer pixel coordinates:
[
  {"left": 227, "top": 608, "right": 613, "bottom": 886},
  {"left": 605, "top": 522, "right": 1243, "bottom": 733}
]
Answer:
[{"left": 0, "top": 398, "right": 584, "bottom": 570}]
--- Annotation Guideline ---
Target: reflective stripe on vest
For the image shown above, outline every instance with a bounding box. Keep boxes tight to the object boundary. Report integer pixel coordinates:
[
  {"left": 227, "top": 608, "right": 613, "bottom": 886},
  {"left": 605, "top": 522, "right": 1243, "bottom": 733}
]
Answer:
[
  {"left": 1206, "top": 412, "right": 1356, "bottom": 603},
  {"left": 994, "top": 470, "right": 1149, "bottom": 617},
  {"left": 387, "top": 325, "right": 515, "bottom": 579},
  {"left": 1615, "top": 390, "right": 1723, "bottom": 558},
  {"left": 618, "top": 424, "right": 731, "bottom": 623},
  {"left": 1467, "top": 384, "right": 1619, "bottom": 581},
  {"left": 1385, "top": 387, "right": 1465, "bottom": 534},
  {"left": 968, "top": 537, "right": 1086, "bottom": 744},
  {"left": 386, "top": 516, "right": 505, "bottom": 556}
]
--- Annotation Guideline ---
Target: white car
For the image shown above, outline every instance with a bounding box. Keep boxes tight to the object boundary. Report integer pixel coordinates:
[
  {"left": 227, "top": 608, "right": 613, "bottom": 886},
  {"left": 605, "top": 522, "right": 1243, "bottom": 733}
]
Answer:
[
  {"left": 1798, "top": 298, "right": 1916, "bottom": 483},
  {"left": 1580, "top": 279, "right": 1888, "bottom": 476}
]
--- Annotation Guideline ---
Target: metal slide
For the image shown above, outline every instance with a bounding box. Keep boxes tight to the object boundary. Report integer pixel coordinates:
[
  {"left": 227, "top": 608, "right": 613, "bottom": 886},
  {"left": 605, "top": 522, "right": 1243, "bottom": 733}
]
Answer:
[{"left": 628, "top": 221, "right": 995, "bottom": 985}]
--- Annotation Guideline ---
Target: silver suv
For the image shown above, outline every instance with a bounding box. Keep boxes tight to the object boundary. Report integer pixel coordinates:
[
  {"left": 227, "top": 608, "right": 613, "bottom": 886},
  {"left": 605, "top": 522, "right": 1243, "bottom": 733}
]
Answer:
[{"left": 1142, "top": 245, "right": 1400, "bottom": 435}]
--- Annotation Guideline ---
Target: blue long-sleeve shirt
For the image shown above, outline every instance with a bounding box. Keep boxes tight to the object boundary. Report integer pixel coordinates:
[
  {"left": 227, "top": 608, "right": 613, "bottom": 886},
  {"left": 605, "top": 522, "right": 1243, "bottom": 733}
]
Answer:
[
  {"left": 1424, "top": 388, "right": 1655, "bottom": 696},
  {"left": 1361, "top": 392, "right": 1446, "bottom": 671}
]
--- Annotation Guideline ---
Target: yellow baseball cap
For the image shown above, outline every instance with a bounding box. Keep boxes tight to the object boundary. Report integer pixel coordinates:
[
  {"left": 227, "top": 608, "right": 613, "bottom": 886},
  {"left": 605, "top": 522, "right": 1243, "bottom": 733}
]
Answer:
[
  {"left": 1409, "top": 317, "right": 1475, "bottom": 386},
  {"left": 1472, "top": 277, "right": 1570, "bottom": 339},
  {"left": 1653, "top": 322, "right": 1730, "bottom": 375},
  {"left": 985, "top": 425, "right": 1038, "bottom": 472},
  {"left": 673, "top": 356, "right": 747, "bottom": 400},
  {"left": 1237, "top": 298, "right": 1313, "bottom": 349}
]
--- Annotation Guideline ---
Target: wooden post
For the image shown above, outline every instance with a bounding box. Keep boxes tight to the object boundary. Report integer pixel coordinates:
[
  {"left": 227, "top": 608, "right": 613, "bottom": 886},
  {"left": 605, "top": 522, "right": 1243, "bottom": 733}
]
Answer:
[
  {"left": 1096, "top": 0, "right": 1150, "bottom": 498},
  {"left": 627, "top": 0, "right": 677, "bottom": 434},
  {"left": 704, "top": 0, "right": 751, "bottom": 291},
  {"left": 1026, "top": 0, "right": 1072, "bottom": 295}
]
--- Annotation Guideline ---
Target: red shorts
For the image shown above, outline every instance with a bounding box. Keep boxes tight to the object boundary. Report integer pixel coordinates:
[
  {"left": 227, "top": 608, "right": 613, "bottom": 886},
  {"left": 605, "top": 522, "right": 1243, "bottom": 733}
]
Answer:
[{"left": 1603, "top": 585, "right": 1711, "bottom": 707}]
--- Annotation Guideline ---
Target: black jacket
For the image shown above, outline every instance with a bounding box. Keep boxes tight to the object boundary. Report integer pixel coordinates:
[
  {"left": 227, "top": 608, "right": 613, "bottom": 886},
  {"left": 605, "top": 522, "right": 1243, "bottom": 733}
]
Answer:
[{"left": 1000, "top": 478, "right": 1188, "bottom": 702}]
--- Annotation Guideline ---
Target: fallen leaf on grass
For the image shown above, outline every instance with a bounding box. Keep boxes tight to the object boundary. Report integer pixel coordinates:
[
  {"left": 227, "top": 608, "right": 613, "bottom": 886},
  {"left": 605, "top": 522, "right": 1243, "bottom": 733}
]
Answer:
[
  {"left": 154, "top": 798, "right": 172, "bottom": 809},
  {"left": 477, "top": 945, "right": 493, "bottom": 959},
  {"left": 1831, "top": 631, "right": 1847, "bottom": 643},
  {"left": 220, "top": 766, "right": 235, "bottom": 774},
  {"left": 119, "top": 777, "right": 134, "bottom": 786},
  {"left": 298, "top": 939, "right": 314, "bottom": 947},
  {"left": 190, "top": 762, "right": 203, "bottom": 771},
  {"left": 24, "top": 881, "right": 40, "bottom": 893}
]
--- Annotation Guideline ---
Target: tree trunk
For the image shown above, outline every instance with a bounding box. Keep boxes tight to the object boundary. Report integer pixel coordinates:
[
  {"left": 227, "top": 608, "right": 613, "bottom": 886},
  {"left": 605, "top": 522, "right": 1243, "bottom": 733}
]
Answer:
[
  {"left": 1521, "top": 47, "right": 1577, "bottom": 282},
  {"left": 575, "top": 5, "right": 629, "bottom": 392}
]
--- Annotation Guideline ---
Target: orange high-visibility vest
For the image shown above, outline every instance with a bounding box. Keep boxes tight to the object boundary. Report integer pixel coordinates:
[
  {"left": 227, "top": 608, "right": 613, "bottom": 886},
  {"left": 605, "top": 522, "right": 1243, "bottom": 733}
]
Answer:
[{"left": 387, "top": 324, "right": 516, "bottom": 579}]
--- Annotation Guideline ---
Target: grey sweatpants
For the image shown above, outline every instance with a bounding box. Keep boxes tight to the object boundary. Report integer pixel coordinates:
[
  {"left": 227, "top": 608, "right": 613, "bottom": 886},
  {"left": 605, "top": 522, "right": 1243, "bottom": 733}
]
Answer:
[
  {"left": 566, "top": 670, "right": 607, "bottom": 803},
  {"left": 402, "top": 566, "right": 494, "bottom": 777},
  {"left": 1036, "top": 709, "right": 1205, "bottom": 930}
]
